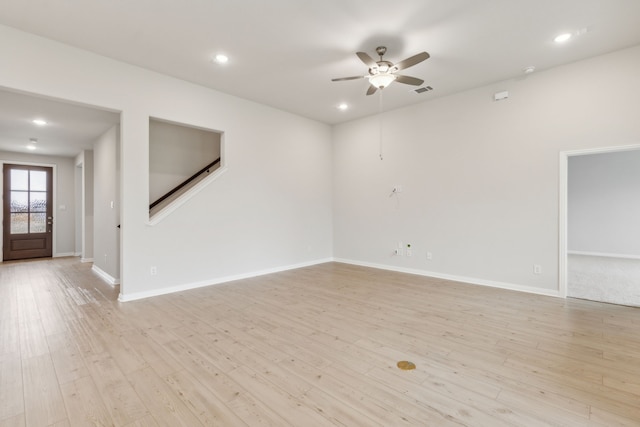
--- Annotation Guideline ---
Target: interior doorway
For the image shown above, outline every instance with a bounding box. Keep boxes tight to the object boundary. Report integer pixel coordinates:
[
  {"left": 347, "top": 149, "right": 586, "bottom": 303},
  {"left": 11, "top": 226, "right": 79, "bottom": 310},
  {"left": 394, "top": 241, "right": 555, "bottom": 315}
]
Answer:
[
  {"left": 2, "top": 163, "right": 53, "bottom": 260},
  {"left": 559, "top": 144, "right": 640, "bottom": 306}
]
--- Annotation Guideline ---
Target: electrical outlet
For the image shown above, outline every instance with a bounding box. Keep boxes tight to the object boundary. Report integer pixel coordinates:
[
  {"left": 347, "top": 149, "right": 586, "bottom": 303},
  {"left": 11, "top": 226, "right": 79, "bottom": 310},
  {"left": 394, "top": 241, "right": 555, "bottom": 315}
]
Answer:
[
  {"left": 426, "top": 252, "right": 433, "bottom": 260},
  {"left": 533, "top": 264, "right": 542, "bottom": 274},
  {"left": 406, "top": 249, "right": 412, "bottom": 257},
  {"left": 150, "top": 266, "right": 158, "bottom": 276}
]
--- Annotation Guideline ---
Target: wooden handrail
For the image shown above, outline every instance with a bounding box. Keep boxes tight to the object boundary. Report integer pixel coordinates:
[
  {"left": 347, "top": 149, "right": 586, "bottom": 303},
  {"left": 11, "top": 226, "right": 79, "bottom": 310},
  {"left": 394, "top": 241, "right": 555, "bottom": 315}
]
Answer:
[{"left": 149, "top": 157, "right": 221, "bottom": 210}]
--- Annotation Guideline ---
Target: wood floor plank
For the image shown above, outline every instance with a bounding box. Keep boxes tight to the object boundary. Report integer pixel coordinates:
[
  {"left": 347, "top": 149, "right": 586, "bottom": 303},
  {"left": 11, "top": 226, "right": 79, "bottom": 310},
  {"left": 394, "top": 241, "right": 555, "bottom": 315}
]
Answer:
[
  {"left": 161, "top": 339, "right": 243, "bottom": 403},
  {"left": 589, "top": 405, "right": 640, "bottom": 427},
  {"left": 0, "top": 414, "right": 25, "bottom": 427},
  {"left": 18, "top": 319, "right": 50, "bottom": 359},
  {"left": 227, "top": 365, "right": 331, "bottom": 426},
  {"left": 163, "top": 369, "right": 248, "bottom": 426},
  {"left": 60, "top": 376, "right": 113, "bottom": 427},
  {"left": 127, "top": 367, "right": 204, "bottom": 427},
  {"left": 84, "top": 352, "right": 149, "bottom": 426},
  {"left": 366, "top": 366, "right": 525, "bottom": 427},
  {"left": 299, "top": 386, "right": 386, "bottom": 427},
  {"left": 122, "top": 414, "right": 159, "bottom": 427},
  {"left": 47, "top": 332, "right": 90, "bottom": 385},
  {"left": 22, "top": 354, "right": 66, "bottom": 427},
  {"left": 0, "top": 352, "right": 23, "bottom": 421}
]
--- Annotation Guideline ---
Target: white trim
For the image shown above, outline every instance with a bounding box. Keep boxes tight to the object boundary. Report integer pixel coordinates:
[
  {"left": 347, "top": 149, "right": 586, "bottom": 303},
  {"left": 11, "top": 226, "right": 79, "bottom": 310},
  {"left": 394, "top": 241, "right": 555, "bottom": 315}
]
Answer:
[
  {"left": 568, "top": 250, "right": 640, "bottom": 260},
  {"left": 53, "top": 252, "right": 76, "bottom": 258},
  {"left": 558, "top": 143, "right": 640, "bottom": 300},
  {"left": 118, "top": 257, "right": 332, "bottom": 302},
  {"left": 559, "top": 151, "right": 569, "bottom": 298},
  {"left": 80, "top": 257, "right": 94, "bottom": 263},
  {"left": 92, "top": 264, "right": 120, "bottom": 287},
  {"left": 147, "top": 166, "right": 228, "bottom": 226},
  {"left": 333, "top": 258, "right": 561, "bottom": 298}
]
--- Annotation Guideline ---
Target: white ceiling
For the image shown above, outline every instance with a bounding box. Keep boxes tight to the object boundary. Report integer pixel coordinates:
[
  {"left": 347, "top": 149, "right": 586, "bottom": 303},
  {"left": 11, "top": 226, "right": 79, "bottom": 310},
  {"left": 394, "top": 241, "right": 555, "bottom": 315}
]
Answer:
[
  {"left": 1, "top": 0, "right": 640, "bottom": 156},
  {"left": 0, "top": 90, "right": 119, "bottom": 157}
]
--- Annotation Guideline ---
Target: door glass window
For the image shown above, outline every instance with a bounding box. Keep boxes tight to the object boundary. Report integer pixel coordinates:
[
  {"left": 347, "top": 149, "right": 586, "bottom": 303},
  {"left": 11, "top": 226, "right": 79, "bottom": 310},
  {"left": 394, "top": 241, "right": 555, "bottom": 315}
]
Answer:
[
  {"left": 9, "top": 168, "right": 48, "bottom": 234},
  {"left": 10, "top": 213, "right": 28, "bottom": 234},
  {"left": 10, "top": 191, "right": 28, "bottom": 211},
  {"left": 30, "top": 213, "right": 47, "bottom": 232},
  {"left": 30, "top": 170, "right": 47, "bottom": 191},
  {"left": 11, "top": 169, "right": 28, "bottom": 190}
]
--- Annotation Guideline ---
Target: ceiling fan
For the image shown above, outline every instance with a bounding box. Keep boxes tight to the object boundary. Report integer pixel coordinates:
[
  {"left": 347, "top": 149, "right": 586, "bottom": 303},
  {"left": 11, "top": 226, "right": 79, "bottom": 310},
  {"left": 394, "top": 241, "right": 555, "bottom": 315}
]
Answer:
[{"left": 332, "top": 46, "right": 430, "bottom": 95}]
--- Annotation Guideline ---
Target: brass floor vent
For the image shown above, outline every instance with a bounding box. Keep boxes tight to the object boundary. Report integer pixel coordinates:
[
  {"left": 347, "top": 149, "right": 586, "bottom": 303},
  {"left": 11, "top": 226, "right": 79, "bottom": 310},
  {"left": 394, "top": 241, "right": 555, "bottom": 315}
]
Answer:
[{"left": 397, "top": 360, "right": 416, "bottom": 370}]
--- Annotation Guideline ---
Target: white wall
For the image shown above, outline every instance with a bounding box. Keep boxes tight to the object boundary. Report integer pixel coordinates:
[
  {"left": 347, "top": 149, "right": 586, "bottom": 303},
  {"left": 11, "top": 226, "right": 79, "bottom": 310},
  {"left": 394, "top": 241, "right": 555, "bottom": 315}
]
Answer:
[
  {"left": 0, "top": 24, "right": 333, "bottom": 300},
  {"left": 149, "top": 119, "right": 221, "bottom": 202},
  {"left": 568, "top": 149, "right": 640, "bottom": 257},
  {"left": 333, "top": 45, "right": 640, "bottom": 295},
  {"left": 93, "top": 125, "right": 120, "bottom": 280},
  {"left": 0, "top": 151, "right": 76, "bottom": 257}
]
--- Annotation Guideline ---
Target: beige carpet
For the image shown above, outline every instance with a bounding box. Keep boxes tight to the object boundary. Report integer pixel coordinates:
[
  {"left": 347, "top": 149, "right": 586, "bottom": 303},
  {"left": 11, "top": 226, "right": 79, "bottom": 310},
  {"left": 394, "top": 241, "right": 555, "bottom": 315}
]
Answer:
[{"left": 568, "top": 254, "right": 640, "bottom": 307}]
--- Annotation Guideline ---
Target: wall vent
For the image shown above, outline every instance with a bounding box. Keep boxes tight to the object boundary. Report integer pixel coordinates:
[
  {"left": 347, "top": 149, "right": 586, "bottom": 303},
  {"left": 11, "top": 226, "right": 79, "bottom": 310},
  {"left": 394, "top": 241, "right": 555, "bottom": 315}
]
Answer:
[{"left": 413, "top": 86, "right": 433, "bottom": 94}]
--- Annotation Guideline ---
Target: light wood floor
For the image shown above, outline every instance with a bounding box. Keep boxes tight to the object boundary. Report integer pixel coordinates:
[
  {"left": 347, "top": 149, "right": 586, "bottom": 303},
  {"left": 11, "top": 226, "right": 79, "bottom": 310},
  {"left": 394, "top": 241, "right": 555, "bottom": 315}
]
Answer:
[{"left": 1, "top": 258, "right": 640, "bottom": 426}]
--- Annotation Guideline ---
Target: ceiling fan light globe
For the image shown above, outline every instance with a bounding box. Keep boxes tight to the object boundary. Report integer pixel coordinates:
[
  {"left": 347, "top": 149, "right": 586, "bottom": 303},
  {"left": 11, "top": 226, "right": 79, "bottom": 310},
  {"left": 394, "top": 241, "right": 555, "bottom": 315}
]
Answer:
[{"left": 369, "top": 73, "right": 396, "bottom": 89}]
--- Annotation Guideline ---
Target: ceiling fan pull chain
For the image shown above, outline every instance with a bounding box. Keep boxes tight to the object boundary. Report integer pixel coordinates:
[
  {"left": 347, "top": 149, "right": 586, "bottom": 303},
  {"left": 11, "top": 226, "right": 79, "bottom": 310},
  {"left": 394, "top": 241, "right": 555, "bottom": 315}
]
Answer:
[{"left": 379, "top": 89, "right": 384, "bottom": 160}]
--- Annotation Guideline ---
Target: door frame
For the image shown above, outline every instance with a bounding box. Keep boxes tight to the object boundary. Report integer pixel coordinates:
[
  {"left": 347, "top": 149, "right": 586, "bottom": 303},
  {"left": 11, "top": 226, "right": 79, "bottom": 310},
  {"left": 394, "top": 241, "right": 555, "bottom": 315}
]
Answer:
[
  {"left": 0, "top": 160, "right": 57, "bottom": 262},
  {"left": 558, "top": 143, "right": 640, "bottom": 298}
]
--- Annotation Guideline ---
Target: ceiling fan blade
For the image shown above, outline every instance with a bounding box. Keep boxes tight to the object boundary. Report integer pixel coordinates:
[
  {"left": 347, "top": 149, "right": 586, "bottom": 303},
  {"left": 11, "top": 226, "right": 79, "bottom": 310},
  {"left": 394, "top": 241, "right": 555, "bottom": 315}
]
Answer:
[
  {"left": 356, "top": 52, "right": 377, "bottom": 68},
  {"left": 331, "top": 75, "right": 365, "bottom": 82},
  {"left": 394, "top": 75, "right": 424, "bottom": 86},
  {"left": 393, "top": 52, "right": 430, "bottom": 71},
  {"left": 366, "top": 85, "right": 378, "bottom": 96}
]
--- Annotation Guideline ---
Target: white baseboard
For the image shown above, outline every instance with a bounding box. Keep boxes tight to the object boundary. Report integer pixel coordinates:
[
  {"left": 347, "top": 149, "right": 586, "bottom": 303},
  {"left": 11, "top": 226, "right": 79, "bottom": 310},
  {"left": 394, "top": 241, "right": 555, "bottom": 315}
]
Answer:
[
  {"left": 118, "top": 257, "right": 333, "bottom": 302},
  {"left": 53, "top": 252, "right": 75, "bottom": 258},
  {"left": 333, "top": 258, "right": 561, "bottom": 298},
  {"left": 81, "top": 257, "right": 94, "bottom": 263},
  {"left": 568, "top": 251, "right": 640, "bottom": 260},
  {"left": 74, "top": 251, "right": 82, "bottom": 257},
  {"left": 91, "top": 264, "right": 120, "bottom": 287}
]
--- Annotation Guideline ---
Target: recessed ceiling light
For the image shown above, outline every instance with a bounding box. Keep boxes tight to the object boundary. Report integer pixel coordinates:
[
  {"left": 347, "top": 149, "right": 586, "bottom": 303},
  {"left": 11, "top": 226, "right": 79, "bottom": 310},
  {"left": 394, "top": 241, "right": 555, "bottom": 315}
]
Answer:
[
  {"left": 30, "top": 137, "right": 38, "bottom": 144},
  {"left": 523, "top": 66, "right": 536, "bottom": 74},
  {"left": 337, "top": 103, "right": 349, "bottom": 111},
  {"left": 213, "top": 54, "right": 229, "bottom": 64},
  {"left": 554, "top": 33, "right": 572, "bottom": 43},
  {"left": 32, "top": 119, "right": 47, "bottom": 126},
  {"left": 26, "top": 145, "right": 36, "bottom": 151}
]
